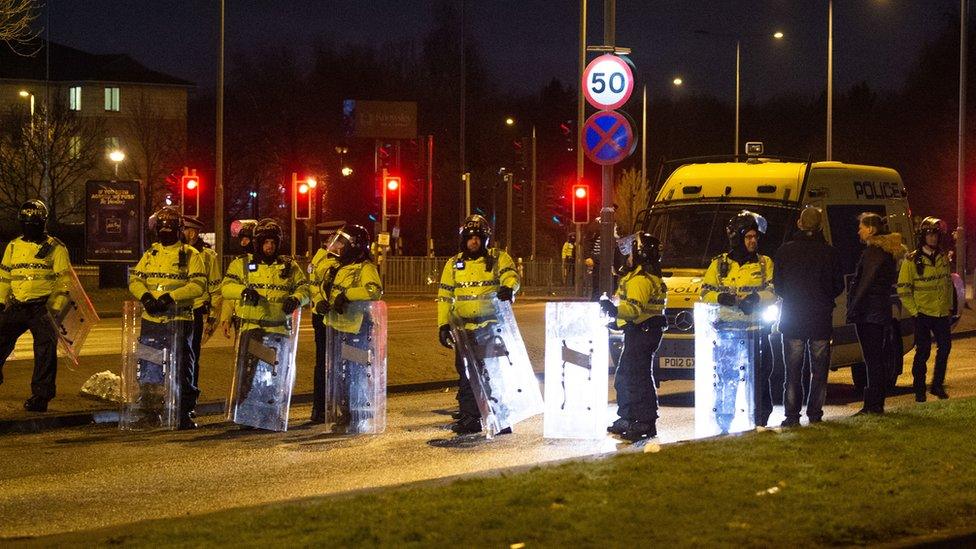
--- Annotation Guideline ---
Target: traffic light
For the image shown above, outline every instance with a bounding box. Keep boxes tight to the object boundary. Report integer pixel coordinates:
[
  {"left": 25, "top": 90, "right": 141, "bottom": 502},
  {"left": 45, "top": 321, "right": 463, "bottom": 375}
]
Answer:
[
  {"left": 384, "top": 174, "right": 401, "bottom": 217},
  {"left": 181, "top": 173, "right": 200, "bottom": 218},
  {"left": 295, "top": 180, "right": 311, "bottom": 220},
  {"left": 572, "top": 184, "right": 589, "bottom": 224}
]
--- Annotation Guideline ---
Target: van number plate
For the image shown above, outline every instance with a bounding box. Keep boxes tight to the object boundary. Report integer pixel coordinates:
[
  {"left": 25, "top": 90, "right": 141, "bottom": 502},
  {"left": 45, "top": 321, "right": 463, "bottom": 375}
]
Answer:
[{"left": 661, "top": 357, "right": 694, "bottom": 368}]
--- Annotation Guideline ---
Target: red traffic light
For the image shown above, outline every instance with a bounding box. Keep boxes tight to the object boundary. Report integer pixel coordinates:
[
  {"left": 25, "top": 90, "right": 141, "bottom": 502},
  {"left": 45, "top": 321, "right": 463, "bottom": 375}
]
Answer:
[
  {"left": 298, "top": 183, "right": 310, "bottom": 194},
  {"left": 383, "top": 175, "right": 402, "bottom": 216},
  {"left": 386, "top": 177, "right": 401, "bottom": 191},
  {"left": 572, "top": 184, "right": 589, "bottom": 224},
  {"left": 181, "top": 173, "right": 200, "bottom": 218}
]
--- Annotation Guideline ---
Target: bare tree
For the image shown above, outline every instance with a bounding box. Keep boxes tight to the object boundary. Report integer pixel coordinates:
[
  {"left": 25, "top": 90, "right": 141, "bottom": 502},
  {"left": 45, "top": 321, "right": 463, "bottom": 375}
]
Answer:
[
  {"left": 0, "top": 0, "right": 40, "bottom": 52},
  {"left": 613, "top": 167, "right": 648, "bottom": 235},
  {"left": 0, "top": 97, "right": 104, "bottom": 226},
  {"left": 122, "top": 91, "right": 186, "bottom": 225}
]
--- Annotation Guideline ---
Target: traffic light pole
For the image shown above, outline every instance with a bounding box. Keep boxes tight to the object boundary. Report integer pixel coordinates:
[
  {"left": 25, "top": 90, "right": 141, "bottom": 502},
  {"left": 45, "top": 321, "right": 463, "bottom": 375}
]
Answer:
[
  {"left": 290, "top": 172, "right": 297, "bottom": 257},
  {"left": 598, "top": 0, "right": 616, "bottom": 298},
  {"left": 530, "top": 125, "right": 537, "bottom": 260},
  {"left": 381, "top": 168, "right": 389, "bottom": 234},
  {"left": 575, "top": 0, "right": 587, "bottom": 298},
  {"left": 505, "top": 172, "right": 513, "bottom": 251},
  {"left": 214, "top": 0, "right": 225, "bottom": 270}
]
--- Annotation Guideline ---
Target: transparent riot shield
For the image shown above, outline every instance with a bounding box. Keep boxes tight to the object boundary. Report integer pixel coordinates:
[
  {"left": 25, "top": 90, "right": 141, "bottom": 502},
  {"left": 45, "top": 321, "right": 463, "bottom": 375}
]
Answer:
[
  {"left": 543, "top": 302, "right": 609, "bottom": 439},
  {"left": 694, "top": 302, "right": 762, "bottom": 438},
  {"left": 119, "top": 301, "right": 181, "bottom": 430},
  {"left": 323, "top": 301, "right": 388, "bottom": 434},
  {"left": 450, "top": 298, "right": 544, "bottom": 438},
  {"left": 47, "top": 267, "right": 100, "bottom": 366},
  {"left": 227, "top": 310, "right": 301, "bottom": 431}
]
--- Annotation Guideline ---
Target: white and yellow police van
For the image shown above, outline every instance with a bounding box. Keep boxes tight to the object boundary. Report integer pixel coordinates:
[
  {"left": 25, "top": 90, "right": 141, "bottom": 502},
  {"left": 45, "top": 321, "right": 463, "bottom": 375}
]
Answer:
[{"left": 635, "top": 143, "right": 915, "bottom": 389}]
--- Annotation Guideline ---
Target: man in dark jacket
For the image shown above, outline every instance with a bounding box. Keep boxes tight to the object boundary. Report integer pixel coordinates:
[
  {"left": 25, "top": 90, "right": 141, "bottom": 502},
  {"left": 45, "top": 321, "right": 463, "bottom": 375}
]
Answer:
[{"left": 773, "top": 207, "right": 845, "bottom": 426}]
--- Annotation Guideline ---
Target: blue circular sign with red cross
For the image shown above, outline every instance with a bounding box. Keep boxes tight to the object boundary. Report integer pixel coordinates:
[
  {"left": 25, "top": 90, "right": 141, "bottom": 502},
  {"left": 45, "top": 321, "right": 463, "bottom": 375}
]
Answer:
[{"left": 583, "top": 110, "right": 636, "bottom": 166}]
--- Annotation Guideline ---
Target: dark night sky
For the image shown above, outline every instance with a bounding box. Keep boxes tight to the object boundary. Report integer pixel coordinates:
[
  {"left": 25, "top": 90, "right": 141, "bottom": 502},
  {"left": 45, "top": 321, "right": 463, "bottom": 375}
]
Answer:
[{"left": 43, "top": 0, "right": 961, "bottom": 102}]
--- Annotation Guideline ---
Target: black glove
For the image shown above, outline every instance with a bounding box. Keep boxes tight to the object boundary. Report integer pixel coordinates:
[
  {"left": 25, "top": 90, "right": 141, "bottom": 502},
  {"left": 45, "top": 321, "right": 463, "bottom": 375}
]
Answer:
[
  {"left": 497, "top": 286, "right": 514, "bottom": 302},
  {"left": 438, "top": 324, "right": 455, "bottom": 349},
  {"left": 600, "top": 299, "right": 618, "bottom": 317},
  {"left": 241, "top": 287, "right": 261, "bottom": 306},
  {"left": 737, "top": 292, "right": 760, "bottom": 315},
  {"left": 333, "top": 292, "right": 350, "bottom": 314},
  {"left": 717, "top": 293, "right": 737, "bottom": 307},
  {"left": 314, "top": 300, "right": 330, "bottom": 316},
  {"left": 282, "top": 296, "right": 300, "bottom": 314},
  {"left": 140, "top": 292, "right": 157, "bottom": 313},
  {"left": 156, "top": 293, "right": 175, "bottom": 313},
  {"left": 0, "top": 302, "right": 5, "bottom": 313}
]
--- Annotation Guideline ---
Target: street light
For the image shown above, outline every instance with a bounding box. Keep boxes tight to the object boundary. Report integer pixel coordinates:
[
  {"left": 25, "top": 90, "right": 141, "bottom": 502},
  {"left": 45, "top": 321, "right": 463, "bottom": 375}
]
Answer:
[
  {"left": 504, "top": 117, "right": 538, "bottom": 258},
  {"left": 672, "top": 77, "right": 683, "bottom": 86},
  {"left": 695, "top": 29, "right": 785, "bottom": 159},
  {"left": 340, "top": 166, "right": 353, "bottom": 177},
  {"left": 108, "top": 149, "right": 125, "bottom": 177}
]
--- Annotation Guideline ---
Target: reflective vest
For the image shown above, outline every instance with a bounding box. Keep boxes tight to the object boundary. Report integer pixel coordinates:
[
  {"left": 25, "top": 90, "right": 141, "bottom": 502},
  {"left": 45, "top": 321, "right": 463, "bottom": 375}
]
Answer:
[
  {"left": 307, "top": 247, "right": 333, "bottom": 309},
  {"left": 221, "top": 254, "right": 310, "bottom": 335},
  {"left": 191, "top": 244, "right": 222, "bottom": 311},
  {"left": 436, "top": 249, "right": 520, "bottom": 329},
  {"left": 129, "top": 242, "right": 207, "bottom": 322},
  {"left": 314, "top": 260, "right": 383, "bottom": 333},
  {"left": 0, "top": 236, "right": 71, "bottom": 306},
  {"left": 561, "top": 242, "right": 575, "bottom": 260},
  {"left": 897, "top": 250, "right": 953, "bottom": 317},
  {"left": 700, "top": 253, "right": 775, "bottom": 306},
  {"left": 614, "top": 265, "right": 667, "bottom": 328}
]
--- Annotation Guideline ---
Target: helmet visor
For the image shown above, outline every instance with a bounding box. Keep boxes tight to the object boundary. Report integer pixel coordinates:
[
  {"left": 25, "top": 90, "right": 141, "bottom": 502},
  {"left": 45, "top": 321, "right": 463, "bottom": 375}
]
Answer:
[
  {"left": 326, "top": 231, "right": 352, "bottom": 258},
  {"left": 616, "top": 234, "right": 636, "bottom": 256}
]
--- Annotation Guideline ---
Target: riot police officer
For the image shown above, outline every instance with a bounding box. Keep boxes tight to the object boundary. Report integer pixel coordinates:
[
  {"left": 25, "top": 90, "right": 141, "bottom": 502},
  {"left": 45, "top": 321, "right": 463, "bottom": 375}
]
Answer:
[
  {"left": 311, "top": 224, "right": 383, "bottom": 426},
  {"left": 307, "top": 235, "right": 335, "bottom": 423},
  {"left": 601, "top": 232, "right": 668, "bottom": 442},
  {"left": 128, "top": 207, "right": 208, "bottom": 429},
  {"left": 221, "top": 218, "right": 309, "bottom": 404},
  {"left": 0, "top": 200, "right": 72, "bottom": 412},
  {"left": 182, "top": 217, "right": 221, "bottom": 389},
  {"left": 436, "top": 215, "right": 520, "bottom": 435},
  {"left": 898, "top": 216, "right": 954, "bottom": 401},
  {"left": 219, "top": 219, "right": 257, "bottom": 339},
  {"left": 700, "top": 211, "right": 777, "bottom": 429}
]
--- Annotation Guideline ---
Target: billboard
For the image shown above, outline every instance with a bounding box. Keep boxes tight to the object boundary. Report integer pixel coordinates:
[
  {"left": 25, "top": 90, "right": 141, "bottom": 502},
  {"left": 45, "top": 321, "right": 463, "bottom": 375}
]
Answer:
[
  {"left": 343, "top": 100, "right": 417, "bottom": 140},
  {"left": 85, "top": 180, "right": 142, "bottom": 263}
]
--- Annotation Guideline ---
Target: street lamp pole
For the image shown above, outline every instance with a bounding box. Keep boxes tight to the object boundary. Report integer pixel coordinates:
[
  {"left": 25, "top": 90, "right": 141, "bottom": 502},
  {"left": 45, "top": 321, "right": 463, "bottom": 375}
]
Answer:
[
  {"left": 957, "top": 0, "right": 968, "bottom": 277},
  {"left": 215, "top": 0, "right": 226, "bottom": 271},
  {"left": 530, "top": 124, "right": 537, "bottom": 260},
  {"left": 735, "top": 39, "right": 741, "bottom": 160},
  {"left": 827, "top": 0, "right": 834, "bottom": 161}
]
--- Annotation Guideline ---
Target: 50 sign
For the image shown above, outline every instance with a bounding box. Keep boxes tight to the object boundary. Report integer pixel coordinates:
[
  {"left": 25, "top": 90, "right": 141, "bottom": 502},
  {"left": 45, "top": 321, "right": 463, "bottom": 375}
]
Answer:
[{"left": 582, "top": 54, "right": 634, "bottom": 110}]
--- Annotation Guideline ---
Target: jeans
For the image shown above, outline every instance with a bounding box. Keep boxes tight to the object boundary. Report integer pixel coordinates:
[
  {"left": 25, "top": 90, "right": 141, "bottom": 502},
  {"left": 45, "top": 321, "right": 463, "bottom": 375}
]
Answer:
[
  {"left": 912, "top": 314, "right": 951, "bottom": 393},
  {"left": 856, "top": 322, "right": 888, "bottom": 413},
  {"left": 783, "top": 338, "right": 831, "bottom": 421}
]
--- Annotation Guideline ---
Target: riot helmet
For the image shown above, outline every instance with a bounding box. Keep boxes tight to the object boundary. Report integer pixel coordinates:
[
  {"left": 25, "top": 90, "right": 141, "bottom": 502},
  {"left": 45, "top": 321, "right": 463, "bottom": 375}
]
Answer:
[
  {"left": 326, "top": 224, "right": 371, "bottom": 265},
  {"left": 726, "top": 210, "right": 767, "bottom": 253},
  {"left": 230, "top": 219, "right": 257, "bottom": 253},
  {"left": 458, "top": 214, "right": 492, "bottom": 255},
  {"left": 917, "top": 216, "right": 948, "bottom": 250},
  {"left": 153, "top": 206, "right": 183, "bottom": 246},
  {"left": 632, "top": 232, "right": 662, "bottom": 274},
  {"left": 253, "top": 218, "right": 282, "bottom": 261},
  {"left": 18, "top": 199, "right": 49, "bottom": 242}
]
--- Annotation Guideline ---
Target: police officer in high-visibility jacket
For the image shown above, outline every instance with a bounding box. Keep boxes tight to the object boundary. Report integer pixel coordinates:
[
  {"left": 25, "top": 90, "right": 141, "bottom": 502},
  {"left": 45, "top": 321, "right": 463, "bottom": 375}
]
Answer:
[
  {"left": 219, "top": 220, "right": 256, "bottom": 339},
  {"left": 311, "top": 224, "right": 382, "bottom": 425},
  {"left": 129, "top": 207, "right": 208, "bottom": 429},
  {"left": 220, "top": 218, "right": 309, "bottom": 397},
  {"left": 897, "top": 216, "right": 954, "bottom": 401},
  {"left": 307, "top": 240, "right": 334, "bottom": 423},
  {"left": 436, "top": 215, "right": 520, "bottom": 435},
  {"left": 600, "top": 232, "right": 668, "bottom": 442},
  {"left": 700, "top": 210, "right": 777, "bottom": 427},
  {"left": 182, "top": 217, "right": 221, "bottom": 389},
  {"left": 0, "top": 200, "right": 72, "bottom": 412}
]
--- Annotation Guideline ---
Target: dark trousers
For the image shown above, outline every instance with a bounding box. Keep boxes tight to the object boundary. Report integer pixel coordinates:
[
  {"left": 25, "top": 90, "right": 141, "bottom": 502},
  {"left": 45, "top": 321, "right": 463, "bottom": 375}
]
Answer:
[
  {"left": 454, "top": 341, "right": 480, "bottom": 419},
  {"left": 614, "top": 326, "right": 662, "bottom": 423},
  {"left": 783, "top": 338, "right": 831, "bottom": 421},
  {"left": 141, "top": 319, "right": 198, "bottom": 417},
  {"left": 856, "top": 322, "right": 888, "bottom": 413},
  {"left": 190, "top": 306, "right": 206, "bottom": 388},
  {"left": 0, "top": 300, "right": 58, "bottom": 400},
  {"left": 312, "top": 312, "right": 327, "bottom": 416},
  {"left": 912, "top": 314, "right": 951, "bottom": 392},
  {"left": 563, "top": 259, "right": 575, "bottom": 285}
]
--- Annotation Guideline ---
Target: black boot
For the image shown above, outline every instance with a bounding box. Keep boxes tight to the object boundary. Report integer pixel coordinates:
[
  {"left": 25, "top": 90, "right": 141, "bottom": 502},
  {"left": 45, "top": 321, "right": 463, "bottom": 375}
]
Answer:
[
  {"left": 178, "top": 414, "right": 197, "bottom": 430},
  {"left": 621, "top": 421, "right": 656, "bottom": 442},
  {"left": 309, "top": 408, "right": 326, "bottom": 424},
  {"left": 451, "top": 415, "right": 482, "bottom": 435},
  {"left": 930, "top": 386, "right": 949, "bottom": 400},
  {"left": 607, "top": 417, "right": 631, "bottom": 435},
  {"left": 24, "top": 395, "right": 48, "bottom": 412}
]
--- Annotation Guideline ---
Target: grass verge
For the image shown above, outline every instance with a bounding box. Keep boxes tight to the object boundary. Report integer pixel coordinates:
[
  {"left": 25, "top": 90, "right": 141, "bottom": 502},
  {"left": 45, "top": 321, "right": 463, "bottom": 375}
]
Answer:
[{"left": 19, "top": 398, "right": 976, "bottom": 547}]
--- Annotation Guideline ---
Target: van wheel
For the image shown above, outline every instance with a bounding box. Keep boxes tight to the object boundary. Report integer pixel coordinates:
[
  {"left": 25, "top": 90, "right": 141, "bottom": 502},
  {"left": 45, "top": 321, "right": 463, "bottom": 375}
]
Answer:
[{"left": 851, "top": 363, "right": 867, "bottom": 395}]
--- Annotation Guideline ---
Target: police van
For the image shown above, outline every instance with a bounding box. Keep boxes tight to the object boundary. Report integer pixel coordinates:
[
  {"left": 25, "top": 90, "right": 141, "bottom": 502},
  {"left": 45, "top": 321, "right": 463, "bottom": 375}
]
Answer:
[{"left": 634, "top": 143, "right": 915, "bottom": 389}]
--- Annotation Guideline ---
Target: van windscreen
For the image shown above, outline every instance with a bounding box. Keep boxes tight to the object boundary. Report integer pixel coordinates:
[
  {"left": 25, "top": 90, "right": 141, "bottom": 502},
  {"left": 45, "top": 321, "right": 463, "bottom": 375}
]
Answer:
[{"left": 644, "top": 205, "right": 794, "bottom": 269}]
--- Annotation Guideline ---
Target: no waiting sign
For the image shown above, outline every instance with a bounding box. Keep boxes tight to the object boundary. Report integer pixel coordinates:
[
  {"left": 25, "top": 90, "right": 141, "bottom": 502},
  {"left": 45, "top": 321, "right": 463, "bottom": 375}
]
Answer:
[
  {"left": 582, "top": 54, "right": 635, "bottom": 110},
  {"left": 583, "top": 111, "right": 636, "bottom": 166}
]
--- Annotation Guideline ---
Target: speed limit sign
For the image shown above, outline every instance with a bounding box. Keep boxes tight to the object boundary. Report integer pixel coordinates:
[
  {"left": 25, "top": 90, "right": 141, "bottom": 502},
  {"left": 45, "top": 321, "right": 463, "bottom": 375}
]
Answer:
[{"left": 582, "top": 54, "right": 634, "bottom": 110}]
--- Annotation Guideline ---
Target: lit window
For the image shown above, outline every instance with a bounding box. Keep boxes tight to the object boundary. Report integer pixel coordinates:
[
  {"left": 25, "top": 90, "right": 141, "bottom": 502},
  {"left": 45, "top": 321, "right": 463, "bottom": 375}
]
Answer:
[
  {"left": 69, "top": 87, "right": 82, "bottom": 111},
  {"left": 69, "top": 136, "right": 81, "bottom": 158},
  {"left": 104, "top": 87, "right": 120, "bottom": 112}
]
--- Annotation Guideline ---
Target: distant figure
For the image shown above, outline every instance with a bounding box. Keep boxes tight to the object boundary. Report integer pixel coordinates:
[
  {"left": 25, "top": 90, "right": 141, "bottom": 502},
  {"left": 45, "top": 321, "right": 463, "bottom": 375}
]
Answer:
[
  {"left": 561, "top": 234, "right": 576, "bottom": 285},
  {"left": 846, "top": 212, "right": 905, "bottom": 416},
  {"left": 773, "top": 207, "right": 844, "bottom": 427},
  {"left": 897, "top": 217, "right": 954, "bottom": 401}
]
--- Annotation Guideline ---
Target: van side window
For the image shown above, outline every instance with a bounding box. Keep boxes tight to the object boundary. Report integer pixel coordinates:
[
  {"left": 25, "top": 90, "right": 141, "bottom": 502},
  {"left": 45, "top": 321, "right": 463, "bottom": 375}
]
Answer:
[{"left": 825, "top": 204, "right": 886, "bottom": 276}]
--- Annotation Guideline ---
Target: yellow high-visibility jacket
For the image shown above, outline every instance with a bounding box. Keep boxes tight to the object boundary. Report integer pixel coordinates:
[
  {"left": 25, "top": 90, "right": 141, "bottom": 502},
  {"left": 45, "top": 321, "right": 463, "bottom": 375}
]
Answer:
[
  {"left": 700, "top": 253, "right": 775, "bottom": 306},
  {"left": 561, "top": 242, "right": 575, "bottom": 260},
  {"left": 307, "top": 247, "right": 333, "bottom": 310},
  {"left": 192, "top": 245, "right": 222, "bottom": 312},
  {"left": 436, "top": 249, "right": 520, "bottom": 329},
  {"left": 897, "top": 250, "right": 953, "bottom": 317},
  {"left": 221, "top": 254, "right": 310, "bottom": 335},
  {"left": 314, "top": 260, "right": 383, "bottom": 333},
  {"left": 614, "top": 265, "right": 667, "bottom": 328},
  {"left": 129, "top": 242, "right": 207, "bottom": 322},
  {"left": 0, "top": 236, "right": 72, "bottom": 307}
]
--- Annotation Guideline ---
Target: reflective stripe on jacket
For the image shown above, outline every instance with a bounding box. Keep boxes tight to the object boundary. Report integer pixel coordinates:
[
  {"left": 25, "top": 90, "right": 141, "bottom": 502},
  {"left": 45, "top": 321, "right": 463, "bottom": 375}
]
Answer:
[
  {"left": 221, "top": 254, "right": 310, "bottom": 334},
  {"left": 129, "top": 242, "right": 207, "bottom": 322},
  {"left": 0, "top": 236, "right": 71, "bottom": 304},
  {"left": 614, "top": 265, "right": 667, "bottom": 328},
  {"left": 897, "top": 250, "right": 952, "bottom": 317},
  {"left": 700, "top": 253, "right": 775, "bottom": 307},
  {"left": 315, "top": 260, "right": 383, "bottom": 333},
  {"left": 436, "top": 249, "right": 520, "bottom": 328}
]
